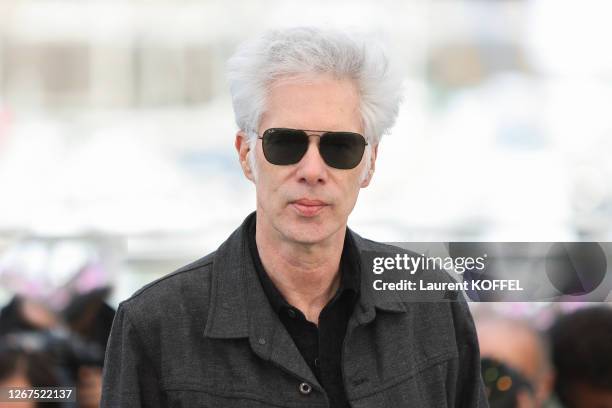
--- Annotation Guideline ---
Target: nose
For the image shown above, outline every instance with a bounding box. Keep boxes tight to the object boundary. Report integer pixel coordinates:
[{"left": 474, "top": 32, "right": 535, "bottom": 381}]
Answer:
[{"left": 295, "top": 136, "right": 327, "bottom": 185}]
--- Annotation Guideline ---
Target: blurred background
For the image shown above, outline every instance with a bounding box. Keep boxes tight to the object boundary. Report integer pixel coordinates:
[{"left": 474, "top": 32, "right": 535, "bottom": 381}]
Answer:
[{"left": 0, "top": 0, "right": 611, "bottom": 407}]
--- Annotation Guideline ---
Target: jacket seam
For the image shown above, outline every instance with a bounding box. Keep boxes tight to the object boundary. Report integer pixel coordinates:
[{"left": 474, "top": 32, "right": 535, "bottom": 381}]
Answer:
[
  {"left": 204, "top": 255, "right": 221, "bottom": 335},
  {"left": 161, "top": 384, "right": 327, "bottom": 408},
  {"left": 349, "top": 349, "right": 456, "bottom": 401},
  {"left": 124, "top": 260, "right": 214, "bottom": 302},
  {"left": 121, "top": 306, "right": 164, "bottom": 395}
]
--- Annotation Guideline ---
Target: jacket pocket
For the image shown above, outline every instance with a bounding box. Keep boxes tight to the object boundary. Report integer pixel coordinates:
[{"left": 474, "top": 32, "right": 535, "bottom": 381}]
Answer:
[
  {"left": 164, "top": 386, "right": 328, "bottom": 408},
  {"left": 349, "top": 349, "right": 457, "bottom": 408},
  {"left": 165, "top": 389, "right": 270, "bottom": 408}
]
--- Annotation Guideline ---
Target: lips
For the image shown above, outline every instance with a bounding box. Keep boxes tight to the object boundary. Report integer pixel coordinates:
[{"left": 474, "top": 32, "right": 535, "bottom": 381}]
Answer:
[{"left": 290, "top": 199, "right": 329, "bottom": 217}]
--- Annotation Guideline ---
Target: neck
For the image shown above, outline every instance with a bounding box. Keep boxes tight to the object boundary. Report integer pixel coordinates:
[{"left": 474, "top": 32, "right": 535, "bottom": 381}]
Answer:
[{"left": 255, "top": 213, "right": 346, "bottom": 324}]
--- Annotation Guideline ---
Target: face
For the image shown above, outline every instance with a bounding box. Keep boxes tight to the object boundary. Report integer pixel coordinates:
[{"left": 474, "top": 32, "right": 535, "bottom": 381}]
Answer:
[
  {"left": 477, "top": 322, "right": 553, "bottom": 407},
  {"left": 236, "top": 76, "right": 377, "bottom": 246}
]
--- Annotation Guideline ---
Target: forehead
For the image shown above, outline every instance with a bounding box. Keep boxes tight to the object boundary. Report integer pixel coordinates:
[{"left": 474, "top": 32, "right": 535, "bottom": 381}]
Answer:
[{"left": 259, "top": 75, "right": 362, "bottom": 133}]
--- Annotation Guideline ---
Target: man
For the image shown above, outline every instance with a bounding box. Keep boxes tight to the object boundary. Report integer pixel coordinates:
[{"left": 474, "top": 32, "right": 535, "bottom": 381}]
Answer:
[
  {"left": 549, "top": 306, "right": 612, "bottom": 408},
  {"left": 475, "top": 314, "right": 555, "bottom": 407},
  {"left": 101, "top": 27, "right": 488, "bottom": 407}
]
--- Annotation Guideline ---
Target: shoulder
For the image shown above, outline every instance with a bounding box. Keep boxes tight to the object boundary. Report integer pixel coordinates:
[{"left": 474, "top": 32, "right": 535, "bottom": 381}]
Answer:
[{"left": 117, "top": 251, "right": 216, "bottom": 327}]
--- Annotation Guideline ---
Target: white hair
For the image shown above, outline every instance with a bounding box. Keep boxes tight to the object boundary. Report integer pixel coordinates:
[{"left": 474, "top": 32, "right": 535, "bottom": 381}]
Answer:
[{"left": 226, "top": 27, "right": 403, "bottom": 179}]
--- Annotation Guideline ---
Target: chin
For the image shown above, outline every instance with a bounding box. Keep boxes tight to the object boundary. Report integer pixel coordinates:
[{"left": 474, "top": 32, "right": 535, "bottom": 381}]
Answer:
[{"left": 279, "top": 217, "right": 342, "bottom": 245}]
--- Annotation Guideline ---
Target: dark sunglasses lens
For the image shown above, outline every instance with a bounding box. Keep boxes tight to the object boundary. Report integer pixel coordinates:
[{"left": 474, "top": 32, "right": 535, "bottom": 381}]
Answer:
[
  {"left": 319, "top": 132, "right": 366, "bottom": 169},
  {"left": 262, "top": 129, "right": 308, "bottom": 165}
]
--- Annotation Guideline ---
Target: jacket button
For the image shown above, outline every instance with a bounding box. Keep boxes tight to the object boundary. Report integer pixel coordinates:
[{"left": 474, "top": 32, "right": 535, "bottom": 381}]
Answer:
[
  {"left": 258, "top": 337, "right": 266, "bottom": 345},
  {"left": 298, "top": 382, "right": 312, "bottom": 395}
]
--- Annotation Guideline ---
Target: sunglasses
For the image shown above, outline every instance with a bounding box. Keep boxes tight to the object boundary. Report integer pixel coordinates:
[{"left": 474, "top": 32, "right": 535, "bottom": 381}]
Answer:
[{"left": 257, "top": 128, "right": 368, "bottom": 170}]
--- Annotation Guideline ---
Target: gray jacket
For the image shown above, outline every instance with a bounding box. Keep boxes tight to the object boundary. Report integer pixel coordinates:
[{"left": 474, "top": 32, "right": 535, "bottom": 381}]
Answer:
[{"left": 101, "top": 215, "right": 489, "bottom": 407}]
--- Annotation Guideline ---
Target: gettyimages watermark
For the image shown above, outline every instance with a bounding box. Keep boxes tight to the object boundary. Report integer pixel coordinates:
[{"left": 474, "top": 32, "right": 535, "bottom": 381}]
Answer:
[{"left": 362, "top": 242, "right": 612, "bottom": 302}]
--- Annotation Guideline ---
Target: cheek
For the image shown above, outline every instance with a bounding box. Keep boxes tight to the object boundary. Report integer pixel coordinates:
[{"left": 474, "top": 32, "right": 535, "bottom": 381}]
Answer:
[
  {"left": 336, "top": 175, "right": 363, "bottom": 207},
  {"left": 255, "top": 165, "right": 289, "bottom": 206}
]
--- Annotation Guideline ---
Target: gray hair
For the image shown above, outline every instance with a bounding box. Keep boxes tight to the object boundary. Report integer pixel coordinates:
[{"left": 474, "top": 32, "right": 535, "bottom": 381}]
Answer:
[{"left": 226, "top": 27, "right": 403, "bottom": 178}]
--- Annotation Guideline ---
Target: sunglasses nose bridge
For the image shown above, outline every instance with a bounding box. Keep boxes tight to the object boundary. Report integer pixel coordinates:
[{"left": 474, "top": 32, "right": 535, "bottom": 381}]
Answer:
[
  {"left": 303, "top": 132, "right": 324, "bottom": 141},
  {"left": 302, "top": 135, "right": 324, "bottom": 159},
  {"left": 296, "top": 134, "right": 328, "bottom": 173}
]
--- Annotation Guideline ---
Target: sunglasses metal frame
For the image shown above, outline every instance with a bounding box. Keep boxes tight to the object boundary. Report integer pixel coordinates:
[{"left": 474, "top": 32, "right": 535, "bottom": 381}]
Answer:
[{"left": 257, "top": 127, "right": 368, "bottom": 169}]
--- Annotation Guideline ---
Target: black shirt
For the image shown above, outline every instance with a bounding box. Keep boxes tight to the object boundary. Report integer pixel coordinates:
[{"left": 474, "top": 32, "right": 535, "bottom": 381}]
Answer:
[{"left": 247, "top": 217, "right": 360, "bottom": 408}]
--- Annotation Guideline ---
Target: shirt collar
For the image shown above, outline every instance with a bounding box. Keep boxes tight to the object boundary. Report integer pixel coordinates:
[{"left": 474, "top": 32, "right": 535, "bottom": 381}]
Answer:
[{"left": 203, "top": 212, "right": 406, "bottom": 340}]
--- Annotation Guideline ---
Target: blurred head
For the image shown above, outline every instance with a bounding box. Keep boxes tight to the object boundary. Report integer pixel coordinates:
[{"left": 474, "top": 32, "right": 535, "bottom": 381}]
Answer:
[
  {"left": 549, "top": 306, "right": 612, "bottom": 408},
  {"left": 476, "top": 315, "right": 554, "bottom": 407},
  {"left": 228, "top": 27, "right": 402, "bottom": 245},
  {"left": 0, "top": 341, "right": 60, "bottom": 408}
]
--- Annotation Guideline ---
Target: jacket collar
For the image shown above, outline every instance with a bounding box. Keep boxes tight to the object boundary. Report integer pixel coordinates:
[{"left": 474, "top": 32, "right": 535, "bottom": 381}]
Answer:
[
  {"left": 203, "top": 212, "right": 407, "bottom": 342},
  {"left": 203, "top": 212, "right": 318, "bottom": 386}
]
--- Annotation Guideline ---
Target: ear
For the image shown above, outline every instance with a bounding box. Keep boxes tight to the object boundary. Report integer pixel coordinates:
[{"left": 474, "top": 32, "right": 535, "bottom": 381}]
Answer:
[
  {"left": 360, "top": 143, "right": 378, "bottom": 187},
  {"left": 235, "top": 131, "right": 255, "bottom": 182}
]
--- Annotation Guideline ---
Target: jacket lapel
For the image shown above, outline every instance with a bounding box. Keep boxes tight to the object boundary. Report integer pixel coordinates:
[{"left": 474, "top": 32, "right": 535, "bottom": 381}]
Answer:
[{"left": 203, "top": 213, "right": 321, "bottom": 388}]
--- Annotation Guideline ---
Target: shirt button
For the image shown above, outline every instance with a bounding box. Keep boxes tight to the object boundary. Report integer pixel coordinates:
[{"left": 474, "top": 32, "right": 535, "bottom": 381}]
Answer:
[
  {"left": 258, "top": 337, "right": 266, "bottom": 345},
  {"left": 287, "top": 309, "right": 297, "bottom": 318},
  {"left": 298, "top": 382, "right": 312, "bottom": 395}
]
